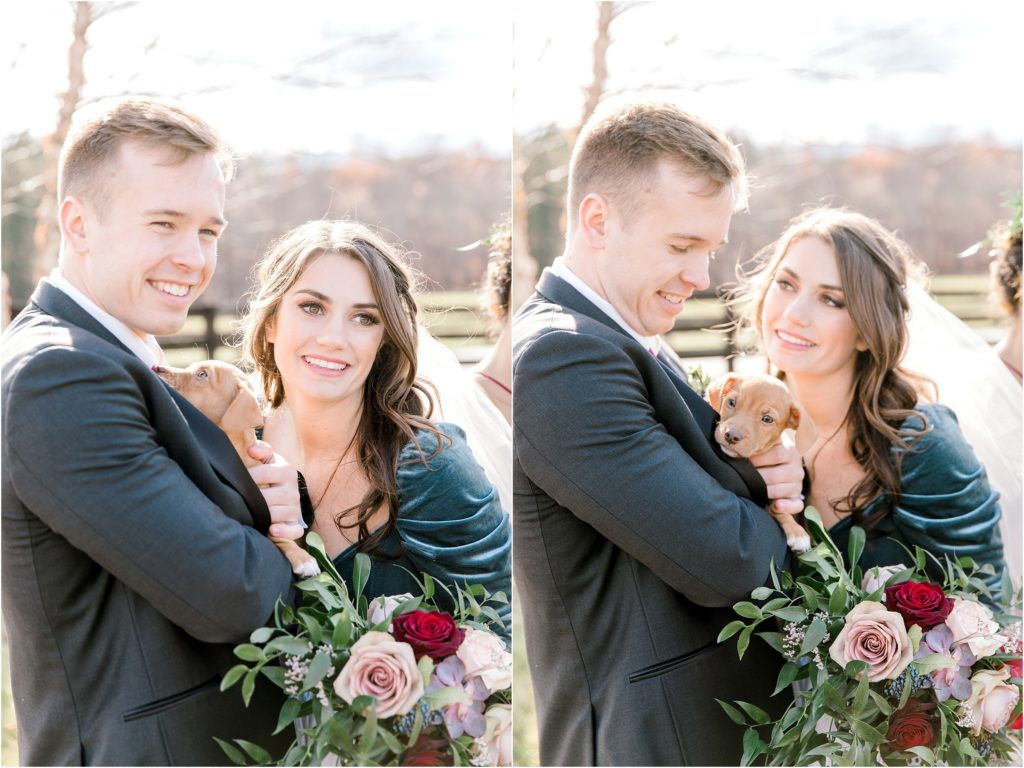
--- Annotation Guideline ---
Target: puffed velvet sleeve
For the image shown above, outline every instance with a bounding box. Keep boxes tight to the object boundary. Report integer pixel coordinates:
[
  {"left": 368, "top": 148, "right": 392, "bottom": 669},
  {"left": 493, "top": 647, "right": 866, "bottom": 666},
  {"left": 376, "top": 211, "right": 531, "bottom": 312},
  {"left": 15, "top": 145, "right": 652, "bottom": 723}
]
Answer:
[
  {"left": 396, "top": 422, "right": 512, "bottom": 634},
  {"left": 892, "top": 404, "right": 1005, "bottom": 589}
]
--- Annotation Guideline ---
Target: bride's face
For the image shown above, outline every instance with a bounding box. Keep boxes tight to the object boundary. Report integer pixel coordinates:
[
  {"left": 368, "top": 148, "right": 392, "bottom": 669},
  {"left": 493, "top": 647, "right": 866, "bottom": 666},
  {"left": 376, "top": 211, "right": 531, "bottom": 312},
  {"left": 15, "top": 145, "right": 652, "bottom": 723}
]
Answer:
[
  {"left": 266, "top": 253, "right": 386, "bottom": 405},
  {"left": 761, "top": 235, "right": 868, "bottom": 379}
]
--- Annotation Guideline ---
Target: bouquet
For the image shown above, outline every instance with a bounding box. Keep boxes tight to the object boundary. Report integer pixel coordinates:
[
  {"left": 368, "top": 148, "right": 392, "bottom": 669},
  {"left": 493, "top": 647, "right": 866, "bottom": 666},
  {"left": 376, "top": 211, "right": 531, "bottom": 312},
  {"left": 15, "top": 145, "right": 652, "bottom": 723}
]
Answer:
[
  {"left": 217, "top": 533, "right": 512, "bottom": 766},
  {"left": 718, "top": 507, "right": 1022, "bottom": 766}
]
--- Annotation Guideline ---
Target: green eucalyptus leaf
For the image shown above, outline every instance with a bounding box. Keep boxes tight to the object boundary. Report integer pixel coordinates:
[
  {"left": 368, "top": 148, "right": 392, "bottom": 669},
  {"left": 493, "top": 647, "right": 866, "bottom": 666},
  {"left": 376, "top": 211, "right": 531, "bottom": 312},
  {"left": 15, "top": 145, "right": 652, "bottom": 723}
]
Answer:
[
  {"left": 273, "top": 697, "right": 302, "bottom": 735},
  {"left": 302, "top": 652, "right": 332, "bottom": 691},
  {"left": 241, "top": 668, "right": 257, "bottom": 707},
  {"left": 828, "top": 582, "right": 848, "bottom": 614},
  {"left": 756, "top": 631, "right": 785, "bottom": 655},
  {"left": 913, "top": 653, "right": 958, "bottom": 675},
  {"left": 906, "top": 745, "right": 936, "bottom": 763},
  {"left": 846, "top": 526, "right": 865, "bottom": 570},
  {"left": 718, "top": 620, "right": 746, "bottom": 643},
  {"left": 734, "top": 601, "right": 763, "bottom": 619},
  {"left": 235, "top": 739, "right": 273, "bottom": 765},
  {"left": 268, "top": 637, "right": 313, "bottom": 656},
  {"left": 214, "top": 738, "right": 249, "bottom": 766},
  {"left": 761, "top": 597, "right": 791, "bottom": 613},
  {"left": 221, "top": 664, "right": 248, "bottom": 692},
  {"left": 352, "top": 553, "right": 371, "bottom": 603},
  {"left": 740, "top": 727, "right": 766, "bottom": 767},
  {"left": 250, "top": 626, "right": 275, "bottom": 644},
  {"left": 773, "top": 662, "right": 799, "bottom": 695},
  {"left": 716, "top": 699, "right": 747, "bottom": 726},
  {"left": 260, "top": 666, "right": 286, "bottom": 688},
  {"left": 234, "top": 644, "right": 265, "bottom": 663},
  {"left": 737, "top": 700, "right": 771, "bottom": 725},
  {"left": 800, "top": 618, "right": 827, "bottom": 656},
  {"left": 751, "top": 586, "right": 775, "bottom": 601},
  {"left": 850, "top": 718, "right": 886, "bottom": 743},
  {"left": 737, "top": 625, "right": 754, "bottom": 660},
  {"left": 333, "top": 611, "right": 352, "bottom": 648},
  {"left": 770, "top": 606, "right": 807, "bottom": 623}
]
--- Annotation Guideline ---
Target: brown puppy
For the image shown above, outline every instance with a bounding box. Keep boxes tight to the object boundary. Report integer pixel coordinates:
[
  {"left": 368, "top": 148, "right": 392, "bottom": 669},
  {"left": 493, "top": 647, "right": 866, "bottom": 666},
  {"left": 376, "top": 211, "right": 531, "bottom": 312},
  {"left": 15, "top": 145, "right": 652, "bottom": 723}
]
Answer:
[
  {"left": 707, "top": 372, "right": 817, "bottom": 553},
  {"left": 155, "top": 360, "right": 320, "bottom": 577}
]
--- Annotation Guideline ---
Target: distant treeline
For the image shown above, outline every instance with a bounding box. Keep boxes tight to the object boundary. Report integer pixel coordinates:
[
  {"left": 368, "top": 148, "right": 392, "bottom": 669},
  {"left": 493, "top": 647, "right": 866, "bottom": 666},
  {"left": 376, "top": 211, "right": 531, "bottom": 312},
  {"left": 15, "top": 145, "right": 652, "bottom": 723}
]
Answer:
[
  {"left": 1, "top": 133, "right": 511, "bottom": 308},
  {"left": 520, "top": 124, "right": 1022, "bottom": 284}
]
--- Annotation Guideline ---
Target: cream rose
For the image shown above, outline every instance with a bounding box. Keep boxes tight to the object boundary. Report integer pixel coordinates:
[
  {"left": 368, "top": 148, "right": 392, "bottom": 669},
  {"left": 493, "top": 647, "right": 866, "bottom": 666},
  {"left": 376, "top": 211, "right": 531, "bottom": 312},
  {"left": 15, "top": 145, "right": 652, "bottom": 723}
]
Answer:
[
  {"left": 945, "top": 597, "right": 1009, "bottom": 659},
  {"left": 457, "top": 627, "right": 512, "bottom": 694},
  {"left": 333, "top": 631, "right": 424, "bottom": 718},
  {"left": 828, "top": 601, "right": 913, "bottom": 682},
  {"left": 472, "top": 704, "right": 512, "bottom": 766},
  {"left": 965, "top": 668, "right": 1020, "bottom": 735},
  {"left": 367, "top": 593, "right": 414, "bottom": 629},
  {"left": 861, "top": 565, "right": 904, "bottom": 596}
]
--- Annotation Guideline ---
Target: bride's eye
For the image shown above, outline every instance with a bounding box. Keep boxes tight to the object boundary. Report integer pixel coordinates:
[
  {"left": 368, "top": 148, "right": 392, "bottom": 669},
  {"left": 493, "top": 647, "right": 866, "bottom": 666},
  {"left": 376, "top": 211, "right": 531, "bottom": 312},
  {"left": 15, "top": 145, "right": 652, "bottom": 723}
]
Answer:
[
  {"left": 774, "top": 278, "right": 795, "bottom": 291},
  {"left": 353, "top": 312, "right": 380, "bottom": 327},
  {"left": 299, "top": 301, "right": 325, "bottom": 316},
  {"left": 822, "top": 294, "right": 845, "bottom": 309}
]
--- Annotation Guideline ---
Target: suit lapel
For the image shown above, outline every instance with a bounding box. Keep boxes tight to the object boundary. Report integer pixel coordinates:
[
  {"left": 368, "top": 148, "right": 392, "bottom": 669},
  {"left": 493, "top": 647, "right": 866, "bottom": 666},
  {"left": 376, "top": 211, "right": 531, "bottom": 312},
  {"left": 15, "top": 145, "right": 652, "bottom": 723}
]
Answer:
[{"left": 30, "top": 280, "right": 272, "bottom": 534}]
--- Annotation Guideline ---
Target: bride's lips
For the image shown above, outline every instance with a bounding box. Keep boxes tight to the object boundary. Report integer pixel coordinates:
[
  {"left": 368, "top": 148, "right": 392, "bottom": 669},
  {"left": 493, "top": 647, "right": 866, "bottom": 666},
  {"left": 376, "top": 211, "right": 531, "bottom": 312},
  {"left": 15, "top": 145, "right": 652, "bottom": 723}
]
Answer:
[
  {"left": 301, "top": 354, "right": 351, "bottom": 376},
  {"left": 773, "top": 328, "right": 816, "bottom": 350}
]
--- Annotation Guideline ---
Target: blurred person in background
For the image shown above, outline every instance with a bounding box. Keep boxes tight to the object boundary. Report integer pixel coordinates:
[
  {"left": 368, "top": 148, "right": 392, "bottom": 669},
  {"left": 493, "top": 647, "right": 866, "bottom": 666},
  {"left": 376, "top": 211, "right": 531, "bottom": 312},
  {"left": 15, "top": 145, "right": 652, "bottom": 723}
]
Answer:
[{"left": 989, "top": 204, "right": 1023, "bottom": 384}]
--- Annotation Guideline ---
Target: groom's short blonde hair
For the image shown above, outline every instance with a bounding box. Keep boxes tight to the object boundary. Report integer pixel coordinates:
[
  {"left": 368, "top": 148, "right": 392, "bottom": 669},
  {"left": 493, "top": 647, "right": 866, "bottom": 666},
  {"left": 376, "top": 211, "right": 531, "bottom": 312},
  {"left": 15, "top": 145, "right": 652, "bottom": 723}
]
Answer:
[
  {"left": 567, "top": 99, "right": 748, "bottom": 233},
  {"left": 58, "top": 97, "right": 234, "bottom": 217}
]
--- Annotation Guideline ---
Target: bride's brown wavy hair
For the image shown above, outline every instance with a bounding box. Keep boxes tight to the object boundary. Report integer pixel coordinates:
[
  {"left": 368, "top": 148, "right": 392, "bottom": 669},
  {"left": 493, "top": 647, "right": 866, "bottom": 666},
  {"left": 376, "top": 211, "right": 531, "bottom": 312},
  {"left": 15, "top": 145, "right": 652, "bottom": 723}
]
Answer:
[
  {"left": 239, "top": 220, "right": 445, "bottom": 557},
  {"left": 728, "top": 208, "right": 935, "bottom": 528}
]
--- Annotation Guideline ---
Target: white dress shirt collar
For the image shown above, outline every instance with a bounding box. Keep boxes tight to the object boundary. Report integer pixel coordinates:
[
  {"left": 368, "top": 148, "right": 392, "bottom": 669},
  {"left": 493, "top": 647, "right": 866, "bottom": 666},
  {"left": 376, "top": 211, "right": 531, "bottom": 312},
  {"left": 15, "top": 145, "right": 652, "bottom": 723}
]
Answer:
[
  {"left": 550, "top": 257, "right": 661, "bottom": 354},
  {"left": 48, "top": 268, "right": 164, "bottom": 368}
]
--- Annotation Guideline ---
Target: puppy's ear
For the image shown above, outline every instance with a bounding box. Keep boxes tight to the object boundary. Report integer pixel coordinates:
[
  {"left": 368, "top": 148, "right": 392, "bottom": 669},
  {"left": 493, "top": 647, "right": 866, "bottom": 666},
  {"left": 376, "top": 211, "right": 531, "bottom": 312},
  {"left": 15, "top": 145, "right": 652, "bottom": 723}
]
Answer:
[
  {"left": 707, "top": 373, "right": 739, "bottom": 412},
  {"left": 220, "top": 388, "right": 264, "bottom": 432},
  {"left": 789, "top": 403, "right": 818, "bottom": 454}
]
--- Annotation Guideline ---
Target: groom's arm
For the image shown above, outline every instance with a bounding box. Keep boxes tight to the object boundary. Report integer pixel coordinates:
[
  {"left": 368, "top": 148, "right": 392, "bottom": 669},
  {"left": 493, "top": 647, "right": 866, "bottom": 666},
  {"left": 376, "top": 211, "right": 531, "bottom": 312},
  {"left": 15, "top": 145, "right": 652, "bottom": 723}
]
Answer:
[
  {"left": 4, "top": 346, "right": 295, "bottom": 644},
  {"left": 514, "top": 329, "right": 789, "bottom": 608}
]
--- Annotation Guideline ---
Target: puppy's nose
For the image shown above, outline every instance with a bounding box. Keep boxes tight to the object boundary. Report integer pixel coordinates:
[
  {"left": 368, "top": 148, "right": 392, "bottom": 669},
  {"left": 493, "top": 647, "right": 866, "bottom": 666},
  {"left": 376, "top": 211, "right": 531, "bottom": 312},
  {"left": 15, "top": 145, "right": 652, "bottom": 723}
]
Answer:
[{"left": 724, "top": 428, "right": 743, "bottom": 445}]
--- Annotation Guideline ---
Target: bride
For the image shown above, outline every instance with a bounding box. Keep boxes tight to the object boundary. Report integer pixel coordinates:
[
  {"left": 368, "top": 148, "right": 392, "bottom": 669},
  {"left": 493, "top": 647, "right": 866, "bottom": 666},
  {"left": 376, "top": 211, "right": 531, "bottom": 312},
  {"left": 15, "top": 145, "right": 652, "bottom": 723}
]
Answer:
[{"left": 730, "top": 208, "right": 1010, "bottom": 588}]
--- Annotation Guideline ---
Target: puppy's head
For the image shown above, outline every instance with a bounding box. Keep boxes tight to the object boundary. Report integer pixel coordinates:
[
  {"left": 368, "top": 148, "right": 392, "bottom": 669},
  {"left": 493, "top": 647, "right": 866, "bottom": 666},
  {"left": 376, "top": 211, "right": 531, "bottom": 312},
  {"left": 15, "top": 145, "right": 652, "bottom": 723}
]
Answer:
[
  {"left": 155, "top": 360, "right": 263, "bottom": 434},
  {"left": 707, "top": 373, "right": 816, "bottom": 458}
]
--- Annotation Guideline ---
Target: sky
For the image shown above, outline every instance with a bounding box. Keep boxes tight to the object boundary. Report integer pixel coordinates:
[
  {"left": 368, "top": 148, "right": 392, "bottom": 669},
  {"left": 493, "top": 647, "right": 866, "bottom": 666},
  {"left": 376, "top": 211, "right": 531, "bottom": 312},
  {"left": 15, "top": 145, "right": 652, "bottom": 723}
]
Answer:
[
  {"left": 1, "top": 1, "right": 512, "bottom": 156},
  {"left": 514, "top": 0, "right": 1023, "bottom": 147}
]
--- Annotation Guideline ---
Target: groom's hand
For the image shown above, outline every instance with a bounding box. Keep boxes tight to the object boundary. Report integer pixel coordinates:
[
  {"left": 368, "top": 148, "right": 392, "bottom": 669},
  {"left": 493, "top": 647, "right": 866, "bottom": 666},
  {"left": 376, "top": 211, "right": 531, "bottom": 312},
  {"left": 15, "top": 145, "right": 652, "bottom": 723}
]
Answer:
[
  {"left": 247, "top": 441, "right": 304, "bottom": 541},
  {"left": 749, "top": 431, "right": 805, "bottom": 515}
]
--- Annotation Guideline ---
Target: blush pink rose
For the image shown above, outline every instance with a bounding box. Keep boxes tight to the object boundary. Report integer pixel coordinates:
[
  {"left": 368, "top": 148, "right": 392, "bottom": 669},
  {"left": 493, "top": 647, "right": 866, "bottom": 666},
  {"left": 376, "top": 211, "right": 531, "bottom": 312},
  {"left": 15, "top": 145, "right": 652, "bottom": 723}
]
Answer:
[
  {"left": 945, "top": 597, "right": 1009, "bottom": 659},
  {"left": 367, "top": 593, "right": 414, "bottom": 629},
  {"left": 456, "top": 628, "right": 512, "bottom": 694},
  {"left": 333, "top": 631, "right": 424, "bottom": 718},
  {"left": 828, "top": 601, "right": 913, "bottom": 682},
  {"left": 966, "top": 668, "right": 1021, "bottom": 735}
]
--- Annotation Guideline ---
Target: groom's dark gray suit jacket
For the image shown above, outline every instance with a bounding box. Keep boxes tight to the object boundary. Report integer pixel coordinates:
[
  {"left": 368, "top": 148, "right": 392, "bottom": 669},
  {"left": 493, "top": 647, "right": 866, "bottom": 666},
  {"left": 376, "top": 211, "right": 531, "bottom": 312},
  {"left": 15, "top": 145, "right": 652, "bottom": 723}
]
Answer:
[
  {"left": 513, "top": 270, "right": 791, "bottom": 767},
  {"left": 1, "top": 280, "right": 296, "bottom": 766}
]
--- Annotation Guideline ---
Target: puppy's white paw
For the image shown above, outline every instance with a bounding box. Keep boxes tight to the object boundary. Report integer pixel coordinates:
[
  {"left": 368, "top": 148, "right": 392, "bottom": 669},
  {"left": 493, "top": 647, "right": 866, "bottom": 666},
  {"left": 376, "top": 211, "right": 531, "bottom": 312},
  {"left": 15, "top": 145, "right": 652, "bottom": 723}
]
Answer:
[
  {"left": 293, "top": 558, "right": 322, "bottom": 578},
  {"left": 788, "top": 535, "right": 812, "bottom": 553}
]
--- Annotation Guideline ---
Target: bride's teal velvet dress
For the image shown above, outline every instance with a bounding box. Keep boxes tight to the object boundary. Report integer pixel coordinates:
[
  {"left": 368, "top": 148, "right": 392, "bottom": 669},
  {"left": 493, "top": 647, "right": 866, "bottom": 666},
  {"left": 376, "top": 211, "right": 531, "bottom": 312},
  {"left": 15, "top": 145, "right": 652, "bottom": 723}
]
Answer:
[
  {"left": 826, "top": 403, "right": 1005, "bottom": 589},
  {"left": 299, "top": 422, "right": 511, "bottom": 636}
]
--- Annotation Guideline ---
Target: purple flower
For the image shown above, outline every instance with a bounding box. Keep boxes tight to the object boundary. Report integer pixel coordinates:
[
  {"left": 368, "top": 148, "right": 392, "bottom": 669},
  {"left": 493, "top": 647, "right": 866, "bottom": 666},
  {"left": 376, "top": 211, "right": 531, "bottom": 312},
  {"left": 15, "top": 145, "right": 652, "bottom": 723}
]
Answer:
[
  {"left": 918, "top": 623, "right": 976, "bottom": 701},
  {"left": 425, "top": 656, "right": 489, "bottom": 739}
]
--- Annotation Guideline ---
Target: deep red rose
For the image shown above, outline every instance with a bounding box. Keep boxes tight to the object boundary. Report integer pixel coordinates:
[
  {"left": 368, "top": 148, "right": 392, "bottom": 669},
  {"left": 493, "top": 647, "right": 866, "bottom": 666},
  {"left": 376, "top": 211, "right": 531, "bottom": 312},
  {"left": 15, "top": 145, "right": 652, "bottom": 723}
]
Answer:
[
  {"left": 400, "top": 733, "right": 453, "bottom": 767},
  {"left": 391, "top": 610, "right": 464, "bottom": 662},
  {"left": 887, "top": 703, "right": 936, "bottom": 751},
  {"left": 884, "top": 581, "right": 953, "bottom": 630}
]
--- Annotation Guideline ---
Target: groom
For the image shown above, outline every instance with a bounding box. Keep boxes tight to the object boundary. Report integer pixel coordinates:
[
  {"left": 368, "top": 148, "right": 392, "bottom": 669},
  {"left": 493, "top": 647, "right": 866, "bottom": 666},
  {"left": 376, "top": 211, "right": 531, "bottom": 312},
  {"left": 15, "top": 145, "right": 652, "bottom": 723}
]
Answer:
[
  {"left": 1, "top": 98, "right": 305, "bottom": 765},
  {"left": 513, "top": 100, "right": 805, "bottom": 766}
]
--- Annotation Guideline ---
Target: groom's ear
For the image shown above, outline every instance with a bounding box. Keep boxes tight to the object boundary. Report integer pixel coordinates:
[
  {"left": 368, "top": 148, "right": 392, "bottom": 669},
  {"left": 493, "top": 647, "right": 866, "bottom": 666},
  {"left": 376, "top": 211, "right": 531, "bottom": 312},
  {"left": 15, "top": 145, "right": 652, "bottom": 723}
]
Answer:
[
  {"left": 789, "top": 403, "right": 818, "bottom": 454},
  {"left": 578, "top": 193, "right": 608, "bottom": 247},
  {"left": 59, "top": 196, "right": 90, "bottom": 254}
]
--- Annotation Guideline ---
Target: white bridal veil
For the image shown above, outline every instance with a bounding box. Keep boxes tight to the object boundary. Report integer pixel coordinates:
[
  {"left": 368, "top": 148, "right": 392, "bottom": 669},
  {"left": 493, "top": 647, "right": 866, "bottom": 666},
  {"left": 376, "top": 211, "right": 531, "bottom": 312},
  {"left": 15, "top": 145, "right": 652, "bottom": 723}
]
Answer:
[
  {"left": 416, "top": 326, "right": 512, "bottom": 515},
  {"left": 902, "top": 282, "right": 1022, "bottom": 585}
]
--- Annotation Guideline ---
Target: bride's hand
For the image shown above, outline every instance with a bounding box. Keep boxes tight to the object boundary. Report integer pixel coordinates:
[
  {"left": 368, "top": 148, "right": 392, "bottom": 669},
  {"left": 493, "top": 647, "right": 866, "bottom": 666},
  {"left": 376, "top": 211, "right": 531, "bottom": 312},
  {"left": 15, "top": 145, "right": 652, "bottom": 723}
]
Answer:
[
  {"left": 247, "top": 440, "right": 304, "bottom": 541},
  {"left": 749, "top": 431, "right": 805, "bottom": 516}
]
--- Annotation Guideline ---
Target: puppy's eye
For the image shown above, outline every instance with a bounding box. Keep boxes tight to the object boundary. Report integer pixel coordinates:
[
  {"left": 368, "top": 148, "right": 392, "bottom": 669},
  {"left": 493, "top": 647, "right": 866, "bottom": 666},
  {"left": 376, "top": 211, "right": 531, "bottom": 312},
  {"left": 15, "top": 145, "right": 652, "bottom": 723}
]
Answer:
[
  {"left": 726, "top": 397, "right": 736, "bottom": 409},
  {"left": 195, "top": 369, "right": 209, "bottom": 380},
  {"left": 761, "top": 414, "right": 775, "bottom": 425}
]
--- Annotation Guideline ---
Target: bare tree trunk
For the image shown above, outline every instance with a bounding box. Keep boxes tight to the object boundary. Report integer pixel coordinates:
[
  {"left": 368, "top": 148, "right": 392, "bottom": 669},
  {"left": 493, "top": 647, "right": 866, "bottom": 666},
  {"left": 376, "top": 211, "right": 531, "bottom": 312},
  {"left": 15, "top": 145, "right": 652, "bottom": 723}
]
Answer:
[
  {"left": 512, "top": 135, "right": 539, "bottom": 307},
  {"left": 33, "top": 1, "right": 91, "bottom": 281},
  {"left": 579, "top": 2, "right": 615, "bottom": 133}
]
